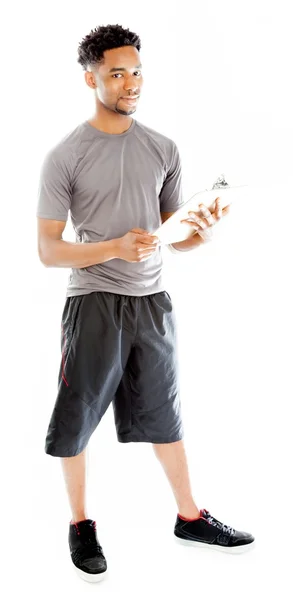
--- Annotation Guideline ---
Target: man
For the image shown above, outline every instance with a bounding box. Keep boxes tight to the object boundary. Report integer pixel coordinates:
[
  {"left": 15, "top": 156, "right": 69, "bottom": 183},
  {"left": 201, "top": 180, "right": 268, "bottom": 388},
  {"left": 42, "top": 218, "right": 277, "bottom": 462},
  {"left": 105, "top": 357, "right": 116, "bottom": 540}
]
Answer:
[{"left": 36, "top": 24, "right": 255, "bottom": 583}]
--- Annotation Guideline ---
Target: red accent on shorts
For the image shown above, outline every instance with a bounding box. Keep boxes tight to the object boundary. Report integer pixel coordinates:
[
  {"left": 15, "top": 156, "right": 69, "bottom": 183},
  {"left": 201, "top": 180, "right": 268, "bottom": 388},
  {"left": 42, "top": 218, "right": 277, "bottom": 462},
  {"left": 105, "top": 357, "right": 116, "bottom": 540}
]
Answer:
[{"left": 61, "top": 322, "right": 69, "bottom": 387}]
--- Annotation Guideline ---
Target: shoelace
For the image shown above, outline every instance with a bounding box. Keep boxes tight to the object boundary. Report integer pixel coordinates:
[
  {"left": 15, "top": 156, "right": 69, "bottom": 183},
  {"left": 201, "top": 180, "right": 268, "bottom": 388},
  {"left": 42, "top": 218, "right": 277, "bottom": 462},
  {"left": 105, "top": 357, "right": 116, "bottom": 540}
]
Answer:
[
  {"left": 204, "top": 510, "right": 235, "bottom": 536},
  {"left": 72, "top": 538, "right": 104, "bottom": 563}
]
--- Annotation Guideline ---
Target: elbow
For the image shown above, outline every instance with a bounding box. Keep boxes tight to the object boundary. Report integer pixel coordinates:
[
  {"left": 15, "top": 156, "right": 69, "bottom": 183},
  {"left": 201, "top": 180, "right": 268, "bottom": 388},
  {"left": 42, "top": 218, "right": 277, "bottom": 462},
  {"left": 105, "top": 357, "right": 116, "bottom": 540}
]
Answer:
[
  {"left": 38, "top": 242, "right": 53, "bottom": 267},
  {"left": 38, "top": 253, "right": 51, "bottom": 267}
]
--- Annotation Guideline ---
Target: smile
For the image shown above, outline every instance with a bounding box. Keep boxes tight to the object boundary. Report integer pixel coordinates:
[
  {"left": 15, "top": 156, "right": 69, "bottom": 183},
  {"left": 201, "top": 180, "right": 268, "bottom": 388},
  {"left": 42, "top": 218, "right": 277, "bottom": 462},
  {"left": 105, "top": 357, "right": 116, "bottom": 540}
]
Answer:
[{"left": 120, "top": 97, "right": 139, "bottom": 104}]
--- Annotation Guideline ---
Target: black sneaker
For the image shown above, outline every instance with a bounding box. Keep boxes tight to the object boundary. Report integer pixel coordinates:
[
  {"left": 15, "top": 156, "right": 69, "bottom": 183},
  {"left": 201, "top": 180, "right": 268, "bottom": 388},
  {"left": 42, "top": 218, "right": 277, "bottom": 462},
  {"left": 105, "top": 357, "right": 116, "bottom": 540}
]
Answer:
[
  {"left": 69, "top": 519, "right": 107, "bottom": 582},
  {"left": 174, "top": 508, "right": 255, "bottom": 554}
]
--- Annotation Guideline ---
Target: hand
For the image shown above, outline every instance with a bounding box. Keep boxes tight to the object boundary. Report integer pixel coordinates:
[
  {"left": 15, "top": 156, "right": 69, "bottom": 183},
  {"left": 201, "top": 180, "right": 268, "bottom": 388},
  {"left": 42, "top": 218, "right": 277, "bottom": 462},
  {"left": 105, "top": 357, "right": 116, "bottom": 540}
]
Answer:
[
  {"left": 180, "top": 197, "right": 230, "bottom": 241},
  {"left": 116, "top": 228, "right": 159, "bottom": 263}
]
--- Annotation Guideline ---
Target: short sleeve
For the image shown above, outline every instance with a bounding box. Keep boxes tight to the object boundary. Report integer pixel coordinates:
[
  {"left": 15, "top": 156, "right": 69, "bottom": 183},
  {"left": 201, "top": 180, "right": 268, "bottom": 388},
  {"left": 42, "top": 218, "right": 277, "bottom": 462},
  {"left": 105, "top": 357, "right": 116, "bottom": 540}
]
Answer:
[
  {"left": 36, "top": 149, "right": 72, "bottom": 221},
  {"left": 159, "top": 142, "right": 185, "bottom": 212}
]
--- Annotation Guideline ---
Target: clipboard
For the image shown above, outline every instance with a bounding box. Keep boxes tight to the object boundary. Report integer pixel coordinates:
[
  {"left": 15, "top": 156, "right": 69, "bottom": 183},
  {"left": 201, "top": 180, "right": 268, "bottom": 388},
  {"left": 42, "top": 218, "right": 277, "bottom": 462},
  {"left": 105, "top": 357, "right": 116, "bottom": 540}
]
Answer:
[{"left": 153, "top": 174, "right": 248, "bottom": 245}]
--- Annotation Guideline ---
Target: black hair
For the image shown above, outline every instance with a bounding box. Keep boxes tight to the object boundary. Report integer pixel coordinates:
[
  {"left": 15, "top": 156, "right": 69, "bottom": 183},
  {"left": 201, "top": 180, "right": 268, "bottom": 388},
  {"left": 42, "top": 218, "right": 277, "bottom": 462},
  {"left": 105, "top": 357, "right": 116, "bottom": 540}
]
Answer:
[{"left": 77, "top": 24, "right": 141, "bottom": 71}]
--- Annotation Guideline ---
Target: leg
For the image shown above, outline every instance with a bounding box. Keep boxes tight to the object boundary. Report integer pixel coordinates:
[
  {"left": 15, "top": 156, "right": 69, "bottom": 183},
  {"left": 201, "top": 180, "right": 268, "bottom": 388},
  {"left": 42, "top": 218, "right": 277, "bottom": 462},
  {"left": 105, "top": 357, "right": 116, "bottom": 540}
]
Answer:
[
  {"left": 153, "top": 439, "right": 200, "bottom": 519},
  {"left": 61, "top": 447, "right": 88, "bottom": 522},
  {"left": 47, "top": 292, "right": 132, "bottom": 519}
]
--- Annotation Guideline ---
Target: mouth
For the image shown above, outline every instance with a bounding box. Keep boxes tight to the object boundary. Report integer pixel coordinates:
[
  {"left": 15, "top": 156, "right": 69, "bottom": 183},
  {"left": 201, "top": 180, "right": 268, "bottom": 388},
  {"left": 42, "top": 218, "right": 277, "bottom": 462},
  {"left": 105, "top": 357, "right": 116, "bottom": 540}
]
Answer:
[{"left": 120, "top": 96, "right": 139, "bottom": 105}]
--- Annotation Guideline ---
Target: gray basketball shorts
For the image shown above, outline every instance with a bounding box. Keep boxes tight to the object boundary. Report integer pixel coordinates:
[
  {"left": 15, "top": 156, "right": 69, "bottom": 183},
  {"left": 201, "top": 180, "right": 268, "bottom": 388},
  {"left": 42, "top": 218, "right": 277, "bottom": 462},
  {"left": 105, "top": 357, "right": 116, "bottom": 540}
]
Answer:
[{"left": 44, "top": 290, "right": 184, "bottom": 457}]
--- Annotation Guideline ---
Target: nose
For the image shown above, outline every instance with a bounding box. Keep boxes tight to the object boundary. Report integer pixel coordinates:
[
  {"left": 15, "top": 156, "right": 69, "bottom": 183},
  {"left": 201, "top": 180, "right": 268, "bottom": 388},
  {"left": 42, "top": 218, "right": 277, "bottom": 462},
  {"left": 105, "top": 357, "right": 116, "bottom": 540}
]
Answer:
[{"left": 123, "top": 74, "right": 140, "bottom": 94}]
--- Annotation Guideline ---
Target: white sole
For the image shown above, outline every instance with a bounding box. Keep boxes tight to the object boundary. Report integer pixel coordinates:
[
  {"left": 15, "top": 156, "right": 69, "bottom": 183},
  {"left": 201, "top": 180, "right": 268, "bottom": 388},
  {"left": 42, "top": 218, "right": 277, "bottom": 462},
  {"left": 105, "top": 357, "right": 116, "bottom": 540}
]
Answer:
[
  {"left": 73, "top": 564, "right": 107, "bottom": 582},
  {"left": 174, "top": 534, "right": 256, "bottom": 554}
]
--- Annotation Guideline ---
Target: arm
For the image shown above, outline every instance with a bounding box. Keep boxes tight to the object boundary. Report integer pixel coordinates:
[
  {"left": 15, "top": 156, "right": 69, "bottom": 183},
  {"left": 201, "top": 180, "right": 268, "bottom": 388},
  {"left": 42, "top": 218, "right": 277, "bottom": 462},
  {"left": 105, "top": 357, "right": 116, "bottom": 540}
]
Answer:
[
  {"left": 159, "top": 143, "right": 204, "bottom": 253},
  {"left": 36, "top": 150, "right": 120, "bottom": 268},
  {"left": 160, "top": 211, "right": 205, "bottom": 253},
  {"left": 36, "top": 150, "right": 159, "bottom": 268},
  {"left": 37, "top": 218, "right": 119, "bottom": 268},
  {"left": 171, "top": 234, "right": 205, "bottom": 252}
]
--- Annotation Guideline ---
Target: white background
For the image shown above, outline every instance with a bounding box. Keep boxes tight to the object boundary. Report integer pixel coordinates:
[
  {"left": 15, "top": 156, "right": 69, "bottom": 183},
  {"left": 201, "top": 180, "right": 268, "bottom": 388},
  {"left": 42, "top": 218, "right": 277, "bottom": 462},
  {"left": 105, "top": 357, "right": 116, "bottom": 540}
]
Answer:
[{"left": 1, "top": 0, "right": 293, "bottom": 598}]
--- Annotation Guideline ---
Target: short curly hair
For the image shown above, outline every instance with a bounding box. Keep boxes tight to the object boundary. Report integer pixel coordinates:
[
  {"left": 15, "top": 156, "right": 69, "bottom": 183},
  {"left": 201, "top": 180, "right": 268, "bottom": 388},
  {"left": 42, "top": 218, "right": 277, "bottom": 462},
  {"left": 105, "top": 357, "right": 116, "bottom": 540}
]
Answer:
[{"left": 77, "top": 24, "right": 141, "bottom": 71}]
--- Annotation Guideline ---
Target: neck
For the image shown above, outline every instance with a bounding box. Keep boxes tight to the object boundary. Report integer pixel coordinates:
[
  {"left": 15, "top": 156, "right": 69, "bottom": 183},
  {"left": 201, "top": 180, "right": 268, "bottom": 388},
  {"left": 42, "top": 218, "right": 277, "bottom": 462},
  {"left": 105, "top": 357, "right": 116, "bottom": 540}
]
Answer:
[{"left": 88, "top": 102, "right": 133, "bottom": 134}]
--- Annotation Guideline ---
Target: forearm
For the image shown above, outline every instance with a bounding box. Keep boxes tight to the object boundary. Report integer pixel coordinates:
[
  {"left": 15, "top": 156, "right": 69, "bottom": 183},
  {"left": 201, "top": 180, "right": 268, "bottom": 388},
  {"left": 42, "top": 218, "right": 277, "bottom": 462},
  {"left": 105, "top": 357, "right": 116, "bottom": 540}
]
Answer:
[
  {"left": 170, "top": 233, "right": 205, "bottom": 252},
  {"left": 41, "top": 238, "right": 119, "bottom": 268}
]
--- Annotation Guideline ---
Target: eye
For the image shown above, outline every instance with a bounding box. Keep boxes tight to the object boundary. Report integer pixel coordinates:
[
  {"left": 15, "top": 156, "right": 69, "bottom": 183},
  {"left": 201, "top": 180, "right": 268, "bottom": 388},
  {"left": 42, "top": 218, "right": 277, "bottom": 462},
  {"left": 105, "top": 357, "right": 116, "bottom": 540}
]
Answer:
[{"left": 112, "top": 71, "right": 142, "bottom": 78}]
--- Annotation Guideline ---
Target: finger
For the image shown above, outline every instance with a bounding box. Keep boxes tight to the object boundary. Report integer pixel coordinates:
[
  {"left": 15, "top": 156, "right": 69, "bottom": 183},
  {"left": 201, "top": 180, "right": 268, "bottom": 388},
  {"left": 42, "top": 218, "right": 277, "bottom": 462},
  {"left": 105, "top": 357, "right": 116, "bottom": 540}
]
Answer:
[
  {"left": 180, "top": 219, "right": 199, "bottom": 231},
  {"left": 199, "top": 204, "right": 217, "bottom": 226},
  {"left": 186, "top": 212, "right": 208, "bottom": 229},
  {"left": 132, "top": 228, "right": 159, "bottom": 242},
  {"left": 131, "top": 228, "right": 149, "bottom": 234},
  {"left": 209, "top": 197, "right": 222, "bottom": 220},
  {"left": 214, "top": 197, "right": 222, "bottom": 219},
  {"left": 138, "top": 244, "right": 158, "bottom": 252},
  {"left": 139, "top": 234, "right": 159, "bottom": 245},
  {"left": 138, "top": 250, "right": 157, "bottom": 261}
]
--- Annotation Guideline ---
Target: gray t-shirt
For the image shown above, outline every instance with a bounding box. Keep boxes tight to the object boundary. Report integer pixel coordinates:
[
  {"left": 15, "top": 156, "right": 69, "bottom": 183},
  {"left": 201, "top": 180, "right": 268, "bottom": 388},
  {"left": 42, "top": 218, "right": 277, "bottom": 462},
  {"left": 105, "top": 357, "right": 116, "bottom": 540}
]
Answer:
[{"left": 36, "top": 118, "right": 184, "bottom": 297}]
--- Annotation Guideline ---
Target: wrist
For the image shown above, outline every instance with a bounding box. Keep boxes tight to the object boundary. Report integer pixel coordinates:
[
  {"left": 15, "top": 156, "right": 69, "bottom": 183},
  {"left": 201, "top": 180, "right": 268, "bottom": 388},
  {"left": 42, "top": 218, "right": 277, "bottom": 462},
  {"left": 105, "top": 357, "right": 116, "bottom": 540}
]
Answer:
[
  {"left": 171, "top": 232, "right": 205, "bottom": 252},
  {"left": 100, "top": 238, "right": 121, "bottom": 261},
  {"left": 109, "top": 238, "right": 121, "bottom": 260}
]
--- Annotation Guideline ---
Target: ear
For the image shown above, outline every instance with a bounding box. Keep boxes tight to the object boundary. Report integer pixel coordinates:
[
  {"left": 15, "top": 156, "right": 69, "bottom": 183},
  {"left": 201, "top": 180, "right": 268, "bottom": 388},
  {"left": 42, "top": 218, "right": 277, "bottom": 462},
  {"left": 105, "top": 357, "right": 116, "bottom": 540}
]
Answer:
[{"left": 84, "top": 71, "right": 97, "bottom": 89}]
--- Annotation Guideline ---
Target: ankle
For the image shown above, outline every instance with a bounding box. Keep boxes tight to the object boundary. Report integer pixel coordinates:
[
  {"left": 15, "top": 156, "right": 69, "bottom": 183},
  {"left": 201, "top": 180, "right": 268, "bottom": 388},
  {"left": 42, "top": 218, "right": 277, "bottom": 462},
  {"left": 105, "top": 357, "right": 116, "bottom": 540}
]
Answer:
[
  {"left": 178, "top": 505, "right": 200, "bottom": 520},
  {"left": 71, "top": 513, "right": 88, "bottom": 524}
]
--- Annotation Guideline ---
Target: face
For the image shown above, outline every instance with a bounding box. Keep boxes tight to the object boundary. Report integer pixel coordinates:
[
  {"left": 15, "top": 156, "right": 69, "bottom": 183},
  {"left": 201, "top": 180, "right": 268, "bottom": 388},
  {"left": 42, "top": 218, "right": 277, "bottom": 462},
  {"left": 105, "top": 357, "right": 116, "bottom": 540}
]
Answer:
[{"left": 86, "top": 46, "right": 143, "bottom": 116}]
